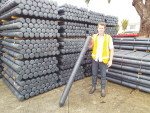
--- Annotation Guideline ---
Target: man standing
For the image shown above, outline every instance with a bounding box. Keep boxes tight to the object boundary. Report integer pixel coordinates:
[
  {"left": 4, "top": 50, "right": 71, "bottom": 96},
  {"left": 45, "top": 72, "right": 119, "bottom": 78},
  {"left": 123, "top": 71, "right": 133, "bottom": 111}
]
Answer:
[{"left": 89, "top": 22, "right": 114, "bottom": 97}]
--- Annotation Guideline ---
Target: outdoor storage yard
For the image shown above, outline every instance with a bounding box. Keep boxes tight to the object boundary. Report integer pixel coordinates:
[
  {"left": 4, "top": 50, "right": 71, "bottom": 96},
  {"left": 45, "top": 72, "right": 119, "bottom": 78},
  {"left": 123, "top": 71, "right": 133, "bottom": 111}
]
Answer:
[{"left": 0, "top": 76, "right": 150, "bottom": 113}]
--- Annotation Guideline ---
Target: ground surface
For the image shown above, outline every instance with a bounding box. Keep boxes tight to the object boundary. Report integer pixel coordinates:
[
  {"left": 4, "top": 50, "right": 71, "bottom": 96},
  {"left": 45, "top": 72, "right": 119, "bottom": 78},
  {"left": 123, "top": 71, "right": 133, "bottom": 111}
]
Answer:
[{"left": 0, "top": 76, "right": 150, "bottom": 113}]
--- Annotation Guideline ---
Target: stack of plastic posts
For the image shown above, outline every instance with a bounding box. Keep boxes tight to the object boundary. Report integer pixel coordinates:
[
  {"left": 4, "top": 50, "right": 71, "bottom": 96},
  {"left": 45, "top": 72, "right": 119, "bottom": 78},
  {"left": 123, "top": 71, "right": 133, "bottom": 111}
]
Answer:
[
  {"left": 0, "top": 0, "right": 62, "bottom": 101},
  {"left": 105, "top": 15, "right": 118, "bottom": 26},
  {"left": 113, "top": 37, "right": 150, "bottom": 52},
  {"left": 88, "top": 10, "right": 105, "bottom": 24},
  {"left": 88, "top": 25, "right": 117, "bottom": 36},
  {"left": 99, "top": 37, "right": 150, "bottom": 93},
  {"left": 87, "top": 12, "right": 118, "bottom": 36},
  {"left": 0, "top": 15, "right": 3, "bottom": 78},
  {"left": 0, "top": 33, "right": 3, "bottom": 78},
  {"left": 0, "top": 0, "right": 7, "bottom": 7},
  {"left": 58, "top": 3, "right": 89, "bottom": 22},
  {"left": 58, "top": 21, "right": 88, "bottom": 37},
  {"left": 0, "top": 0, "right": 60, "bottom": 20},
  {"left": 83, "top": 47, "right": 92, "bottom": 77},
  {"left": 0, "top": 18, "right": 60, "bottom": 38},
  {"left": 57, "top": 38, "right": 86, "bottom": 86}
]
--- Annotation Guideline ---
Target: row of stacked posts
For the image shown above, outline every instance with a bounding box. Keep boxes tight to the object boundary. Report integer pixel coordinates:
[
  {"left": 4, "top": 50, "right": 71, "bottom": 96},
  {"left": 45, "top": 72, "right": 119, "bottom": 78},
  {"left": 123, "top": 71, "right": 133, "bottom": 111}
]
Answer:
[
  {"left": 0, "top": 20, "right": 2, "bottom": 78},
  {"left": 0, "top": 0, "right": 118, "bottom": 101},
  {"left": 98, "top": 37, "right": 150, "bottom": 93}
]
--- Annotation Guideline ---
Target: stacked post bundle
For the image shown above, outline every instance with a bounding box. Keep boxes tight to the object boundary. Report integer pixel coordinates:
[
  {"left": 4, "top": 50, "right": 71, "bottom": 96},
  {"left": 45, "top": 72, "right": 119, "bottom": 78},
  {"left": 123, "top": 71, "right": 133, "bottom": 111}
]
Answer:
[
  {"left": 58, "top": 38, "right": 86, "bottom": 54},
  {"left": 2, "top": 38, "right": 60, "bottom": 59},
  {"left": 0, "top": 32, "right": 3, "bottom": 78},
  {"left": 1, "top": 54, "right": 59, "bottom": 100},
  {"left": 88, "top": 10, "right": 105, "bottom": 24},
  {"left": 2, "top": 70, "right": 59, "bottom": 100},
  {"left": 105, "top": 27, "right": 117, "bottom": 36},
  {"left": 57, "top": 66, "right": 85, "bottom": 86},
  {"left": 1, "top": 53, "right": 59, "bottom": 80},
  {"left": 0, "top": 0, "right": 7, "bottom": 7},
  {"left": 98, "top": 49, "right": 150, "bottom": 93},
  {"left": 113, "top": 37, "right": 150, "bottom": 52},
  {"left": 57, "top": 52, "right": 85, "bottom": 86},
  {"left": 111, "top": 49, "right": 150, "bottom": 74},
  {"left": 0, "top": 0, "right": 59, "bottom": 20},
  {"left": 88, "top": 25, "right": 117, "bottom": 36},
  {"left": 57, "top": 52, "right": 85, "bottom": 70},
  {"left": 0, "top": 64, "right": 2, "bottom": 78},
  {"left": 84, "top": 50, "right": 92, "bottom": 64},
  {"left": 58, "top": 3, "right": 89, "bottom": 22},
  {"left": 0, "top": 18, "right": 60, "bottom": 38},
  {"left": 57, "top": 38, "right": 87, "bottom": 86},
  {"left": 83, "top": 50, "right": 92, "bottom": 77},
  {"left": 105, "top": 15, "right": 118, "bottom": 26},
  {"left": 58, "top": 21, "right": 88, "bottom": 37}
]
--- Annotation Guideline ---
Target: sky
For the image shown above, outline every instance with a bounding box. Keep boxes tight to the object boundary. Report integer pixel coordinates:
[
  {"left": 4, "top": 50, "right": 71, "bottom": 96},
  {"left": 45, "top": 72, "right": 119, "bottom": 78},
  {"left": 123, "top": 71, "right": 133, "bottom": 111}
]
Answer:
[{"left": 54, "top": 0, "right": 141, "bottom": 25}]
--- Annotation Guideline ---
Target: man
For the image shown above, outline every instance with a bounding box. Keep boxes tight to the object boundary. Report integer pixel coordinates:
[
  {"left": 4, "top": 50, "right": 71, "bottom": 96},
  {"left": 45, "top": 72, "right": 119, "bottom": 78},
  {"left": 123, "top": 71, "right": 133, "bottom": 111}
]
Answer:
[{"left": 88, "top": 22, "right": 114, "bottom": 97}]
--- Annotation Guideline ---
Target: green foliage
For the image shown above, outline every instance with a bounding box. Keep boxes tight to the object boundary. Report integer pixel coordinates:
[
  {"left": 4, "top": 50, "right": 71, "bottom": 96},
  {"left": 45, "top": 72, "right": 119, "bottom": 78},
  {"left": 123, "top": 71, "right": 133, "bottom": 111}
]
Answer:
[
  {"left": 85, "top": 0, "right": 90, "bottom": 6},
  {"left": 116, "top": 26, "right": 119, "bottom": 34},
  {"left": 121, "top": 19, "right": 129, "bottom": 34},
  {"left": 85, "top": 0, "right": 110, "bottom": 6}
]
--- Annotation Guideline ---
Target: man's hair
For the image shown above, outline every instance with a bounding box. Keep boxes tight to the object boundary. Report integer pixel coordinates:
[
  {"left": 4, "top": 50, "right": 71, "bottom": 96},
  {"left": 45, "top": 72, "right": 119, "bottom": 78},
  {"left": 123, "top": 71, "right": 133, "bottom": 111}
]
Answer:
[{"left": 97, "top": 22, "right": 106, "bottom": 29}]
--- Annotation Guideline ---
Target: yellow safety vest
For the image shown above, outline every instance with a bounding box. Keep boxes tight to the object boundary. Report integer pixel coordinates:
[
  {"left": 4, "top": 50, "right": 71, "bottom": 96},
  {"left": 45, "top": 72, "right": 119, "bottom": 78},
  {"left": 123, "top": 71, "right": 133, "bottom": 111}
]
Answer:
[{"left": 92, "top": 34, "right": 111, "bottom": 64}]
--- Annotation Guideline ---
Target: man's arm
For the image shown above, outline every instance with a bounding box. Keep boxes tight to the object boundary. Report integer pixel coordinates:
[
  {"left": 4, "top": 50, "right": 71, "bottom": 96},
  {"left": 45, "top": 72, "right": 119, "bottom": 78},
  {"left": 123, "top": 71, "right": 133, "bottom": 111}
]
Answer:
[
  {"left": 85, "top": 37, "right": 94, "bottom": 55},
  {"left": 108, "top": 48, "right": 114, "bottom": 68},
  {"left": 108, "top": 36, "right": 114, "bottom": 68}
]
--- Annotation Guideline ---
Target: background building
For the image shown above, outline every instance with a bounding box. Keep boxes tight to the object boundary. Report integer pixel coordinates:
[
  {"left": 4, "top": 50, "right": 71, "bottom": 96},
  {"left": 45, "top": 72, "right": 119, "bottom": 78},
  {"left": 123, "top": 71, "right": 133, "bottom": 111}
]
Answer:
[{"left": 118, "top": 22, "right": 140, "bottom": 34}]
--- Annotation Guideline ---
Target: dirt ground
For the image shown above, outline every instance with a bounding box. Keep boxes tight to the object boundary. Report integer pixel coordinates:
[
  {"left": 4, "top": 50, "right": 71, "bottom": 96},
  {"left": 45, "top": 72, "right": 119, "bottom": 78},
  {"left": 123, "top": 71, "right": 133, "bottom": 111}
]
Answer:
[{"left": 0, "top": 76, "right": 150, "bottom": 113}]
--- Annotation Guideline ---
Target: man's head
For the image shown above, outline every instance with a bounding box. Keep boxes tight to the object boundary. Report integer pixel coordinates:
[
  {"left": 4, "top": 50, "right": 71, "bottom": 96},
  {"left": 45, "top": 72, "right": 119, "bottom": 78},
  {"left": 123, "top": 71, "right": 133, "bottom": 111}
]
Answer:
[{"left": 97, "top": 22, "right": 106, "bottom": 35}]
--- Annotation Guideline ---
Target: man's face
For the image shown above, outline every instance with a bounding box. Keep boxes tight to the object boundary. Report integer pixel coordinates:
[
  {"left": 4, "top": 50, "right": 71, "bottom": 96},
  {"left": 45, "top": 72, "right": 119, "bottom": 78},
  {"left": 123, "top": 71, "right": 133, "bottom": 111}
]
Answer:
[{"left": 97, "top": 25, "right": 105, "bottom": 34}]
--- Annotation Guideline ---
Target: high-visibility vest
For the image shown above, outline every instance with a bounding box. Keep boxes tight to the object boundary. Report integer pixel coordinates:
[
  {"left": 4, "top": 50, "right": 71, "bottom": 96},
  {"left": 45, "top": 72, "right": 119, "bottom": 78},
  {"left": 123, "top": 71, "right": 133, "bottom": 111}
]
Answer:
[{"left": 92, "top": 34, "right": 111, "bottom": 64}]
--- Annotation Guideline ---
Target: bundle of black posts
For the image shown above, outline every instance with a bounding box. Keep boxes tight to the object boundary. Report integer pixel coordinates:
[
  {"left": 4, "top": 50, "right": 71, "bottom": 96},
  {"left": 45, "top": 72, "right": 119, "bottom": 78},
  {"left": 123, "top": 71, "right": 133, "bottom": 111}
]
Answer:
[
  {"left": 2, "top": 38, "right": 60, "bottom": 59},
  {"left": 58, "top": 3, "right": 88, "bottom": 22},
  {"left": 88, "top": 25, "right": 117, "bottom": 36},
  {"left": 113, "top": 37, "right": 150, "bottom": 52},
  {"left": 98, "top": 37, "right": 150, "bottom": 93},
  {"left": 0, "top": 0, "right": 7, "bottom": 7},
  {"left": 0, "top": 0, "right": 59, "bottom": 20},
  {"left": 0, "top": 36, "right": 3, "bottom": 78},
  {"left": 57, "top": 38, "right": 86, "bottom": 86},
  {"left": 1, "top": 44, "right": 60, "bottom": 101},
  {"left": 58, "top": 21, "right": 88, "bottom": 37},
  {"left": 0, "top": 0, "right": 62, "bottom": 101},
  {"left": 83, "top": 47, "right": 92, "bottom": 77},
  {"left": 0, "top": 18, "right": 60, "bottom": 38}
]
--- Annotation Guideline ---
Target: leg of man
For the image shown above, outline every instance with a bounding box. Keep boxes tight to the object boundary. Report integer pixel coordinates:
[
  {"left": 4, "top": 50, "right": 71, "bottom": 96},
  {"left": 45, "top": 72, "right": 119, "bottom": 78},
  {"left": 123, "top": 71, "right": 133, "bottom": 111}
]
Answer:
[
  {"left": 92, "top": 59, "right": 99, "bottom": 87},
  {"left": 89, "top": 59, "right": 99, "bottom": 94},
  {"left": 99, "top": 62, "right": 107, "bottom": 96}
]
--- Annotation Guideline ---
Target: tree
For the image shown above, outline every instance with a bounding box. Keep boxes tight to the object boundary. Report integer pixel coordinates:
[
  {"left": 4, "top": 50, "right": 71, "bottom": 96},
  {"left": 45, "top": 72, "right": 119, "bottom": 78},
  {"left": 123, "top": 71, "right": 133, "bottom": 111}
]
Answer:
[
  {"left": 85, "top": 0, "right": 150, "bottom": 37},
  {"left": 116, "top": 25, "right": 120, "bottom": 34},
  {"left": 132, "top": 0, "right": 150, "bottom": 37},
  {"left": 121, "top": 19, "right": 129, "bottom": 34}
]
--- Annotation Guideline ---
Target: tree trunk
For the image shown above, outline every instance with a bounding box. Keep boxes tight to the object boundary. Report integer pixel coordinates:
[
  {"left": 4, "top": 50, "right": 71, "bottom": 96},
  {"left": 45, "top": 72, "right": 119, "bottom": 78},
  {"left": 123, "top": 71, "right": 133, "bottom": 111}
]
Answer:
[{"left": 132, "top": 0, "right": 150, "bottom": 37}]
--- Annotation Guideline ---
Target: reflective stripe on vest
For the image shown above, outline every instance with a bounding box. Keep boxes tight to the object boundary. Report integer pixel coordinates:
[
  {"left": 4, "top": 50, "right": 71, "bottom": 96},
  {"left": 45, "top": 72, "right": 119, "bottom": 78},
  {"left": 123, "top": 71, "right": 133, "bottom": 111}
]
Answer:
[{"left": 92, "top": 34, "right": 110, "bottom": 64}]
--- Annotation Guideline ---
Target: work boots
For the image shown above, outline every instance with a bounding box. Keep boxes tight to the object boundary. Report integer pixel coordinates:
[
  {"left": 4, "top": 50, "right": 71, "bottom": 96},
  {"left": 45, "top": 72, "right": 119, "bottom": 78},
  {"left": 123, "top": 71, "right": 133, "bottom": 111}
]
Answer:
[
  {"left": 89, "top": 87, "right": 96, "bottom": 94},
  {"left": 101, "top": 89, "right": 106, "bottom": 97}
]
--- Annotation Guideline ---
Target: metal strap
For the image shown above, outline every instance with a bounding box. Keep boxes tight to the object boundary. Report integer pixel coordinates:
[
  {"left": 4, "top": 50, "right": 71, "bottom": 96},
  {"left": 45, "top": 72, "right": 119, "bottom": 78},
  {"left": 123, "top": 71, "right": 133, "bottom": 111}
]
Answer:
[
  {"left": 139, "top": 53, "right": 150, "bottom": 73},
  {"left": 121, "top": 51, "right": 134, "bottom": 69},
  {"left": 133, "top": 38, "right": 135, "bottom": 50}
]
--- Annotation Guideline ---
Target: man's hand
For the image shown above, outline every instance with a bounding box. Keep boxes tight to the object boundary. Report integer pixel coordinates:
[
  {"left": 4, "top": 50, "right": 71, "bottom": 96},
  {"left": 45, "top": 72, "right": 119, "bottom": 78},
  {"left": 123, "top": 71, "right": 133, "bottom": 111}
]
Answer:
[
  {"left": 88, "top": 39, "right": 93, "bottom": 47},
  {"left": 107, "top": 60, "right": 112, "bottom": 68}
]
